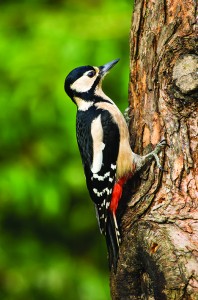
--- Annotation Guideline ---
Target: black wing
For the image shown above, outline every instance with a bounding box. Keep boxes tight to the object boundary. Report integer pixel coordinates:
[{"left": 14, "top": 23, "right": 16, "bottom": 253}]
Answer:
[{"left": 76, "top": 106, "right": 120, "bottom": 233}]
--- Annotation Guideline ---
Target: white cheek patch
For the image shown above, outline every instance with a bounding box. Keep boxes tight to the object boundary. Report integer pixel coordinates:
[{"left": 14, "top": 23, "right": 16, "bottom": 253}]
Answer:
[
  {"left": 70, "top": 68, "right": 99, "bottom": 93},
  {"left": 71, "top": 75, "right": 95, "bottom": 93},
  {"left": 91, "top": 114, "right": 105, "bottom": 173}
]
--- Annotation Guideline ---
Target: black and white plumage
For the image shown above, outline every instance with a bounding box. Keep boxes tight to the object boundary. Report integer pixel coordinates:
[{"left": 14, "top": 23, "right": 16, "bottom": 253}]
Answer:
[
  {"left": 64, "top": 59, "right": 133, "bottom": 269},
  {"left": 64, "top": 59, "right": 166, "bottom": 270},
  {"left": 77, "top": 108, "right": 119, "bottom": 226}
]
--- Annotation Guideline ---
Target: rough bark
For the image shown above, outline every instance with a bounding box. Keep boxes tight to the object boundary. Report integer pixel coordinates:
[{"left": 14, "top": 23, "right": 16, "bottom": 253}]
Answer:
[{"left": 110, "top": 0, "right": 198, "bottom": 299}]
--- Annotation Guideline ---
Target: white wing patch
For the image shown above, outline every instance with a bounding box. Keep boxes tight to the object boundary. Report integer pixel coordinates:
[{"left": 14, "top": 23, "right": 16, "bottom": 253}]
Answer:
[
  {"left": 93, "top": 187, "right": 112, "bottom": 197},
  {"left": 92, "top": 171, "right": 110, "bottom": 181},
  {"left": 111, "top": 163, "right": 116, "bottom": 170},
  {"left": 91, "top": 114, "right": 105, "bottom": 173}
]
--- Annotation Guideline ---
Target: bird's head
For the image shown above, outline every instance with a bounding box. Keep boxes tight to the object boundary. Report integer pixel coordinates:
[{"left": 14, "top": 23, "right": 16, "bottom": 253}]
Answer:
[{"left": 64, "top": 58, "right": 119, "bottom": 104}]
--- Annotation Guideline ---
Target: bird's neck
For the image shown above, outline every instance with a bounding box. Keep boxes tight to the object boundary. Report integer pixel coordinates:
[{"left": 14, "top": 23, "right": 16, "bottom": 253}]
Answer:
[
  {"left": 94, "top": 87, "right": 115, "bottom": 105},
  {"left": 74, "top": 97, "right": 94, "bottom": 111},
  {"left": 72, "top": 87, "right": 115, "bottom": 108}
]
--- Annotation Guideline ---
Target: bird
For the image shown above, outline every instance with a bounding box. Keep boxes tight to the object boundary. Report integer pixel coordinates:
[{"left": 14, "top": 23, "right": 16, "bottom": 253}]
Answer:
[{"left": 64, "top": 59, "right": 166, "bottom": 271}]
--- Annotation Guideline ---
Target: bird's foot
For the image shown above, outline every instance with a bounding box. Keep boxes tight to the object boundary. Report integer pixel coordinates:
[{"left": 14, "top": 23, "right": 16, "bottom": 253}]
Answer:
[
  {"left": 145, "top": 139, "right": 167, "bottom": 171},
  {"left": 134, "top": 139, "right": 167, "bottom": 172}
]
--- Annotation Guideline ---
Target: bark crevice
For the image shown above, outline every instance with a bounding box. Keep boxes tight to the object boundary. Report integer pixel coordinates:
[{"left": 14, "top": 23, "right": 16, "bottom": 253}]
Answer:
[{"left": 110, "top": 0, "right": 198, "bottom": 299}]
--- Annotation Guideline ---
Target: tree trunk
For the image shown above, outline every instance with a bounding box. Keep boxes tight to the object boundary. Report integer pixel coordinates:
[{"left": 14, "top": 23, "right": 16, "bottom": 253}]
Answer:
[{"left": 110, "top": 0, "right": 198, "bottom": 299}]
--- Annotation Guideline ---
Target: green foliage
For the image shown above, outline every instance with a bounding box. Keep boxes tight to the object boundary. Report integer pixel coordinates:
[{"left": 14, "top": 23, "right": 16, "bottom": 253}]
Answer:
[{"left": 0, "top": 0, "right": 131, "bottom": 299}]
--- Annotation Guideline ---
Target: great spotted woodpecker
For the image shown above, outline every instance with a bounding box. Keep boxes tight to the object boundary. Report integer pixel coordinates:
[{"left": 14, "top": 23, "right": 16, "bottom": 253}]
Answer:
[{"left": 64, "top": 59, "right": 166, "bottom": 270}]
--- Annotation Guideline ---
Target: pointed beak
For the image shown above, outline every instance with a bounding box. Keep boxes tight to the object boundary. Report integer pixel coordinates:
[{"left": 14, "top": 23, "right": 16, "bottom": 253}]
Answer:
[{"left": 99, "top": 58, "right": 120, "bottom": 77}]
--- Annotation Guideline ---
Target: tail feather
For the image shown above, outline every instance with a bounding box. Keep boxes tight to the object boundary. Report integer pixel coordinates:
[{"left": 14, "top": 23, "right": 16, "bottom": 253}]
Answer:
[{"left": 106, "top": 211, "right": 121, "bottom": 272}]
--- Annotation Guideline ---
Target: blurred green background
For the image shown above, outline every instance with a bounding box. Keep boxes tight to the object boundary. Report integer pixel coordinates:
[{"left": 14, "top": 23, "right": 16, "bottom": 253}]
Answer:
[{"left": 0, "top": 0, "right": 132, "bottom": 299}]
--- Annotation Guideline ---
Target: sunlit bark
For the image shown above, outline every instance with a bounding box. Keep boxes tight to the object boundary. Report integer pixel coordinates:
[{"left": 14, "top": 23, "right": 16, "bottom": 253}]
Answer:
[{"left": 110, "top": 0, "right": 198, "bottom": 299}]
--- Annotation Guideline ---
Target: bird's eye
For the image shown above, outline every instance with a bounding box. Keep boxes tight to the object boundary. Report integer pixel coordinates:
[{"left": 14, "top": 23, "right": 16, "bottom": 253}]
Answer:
[{"left": 87, "top": 70, "right": 96, "bottom": 78}]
